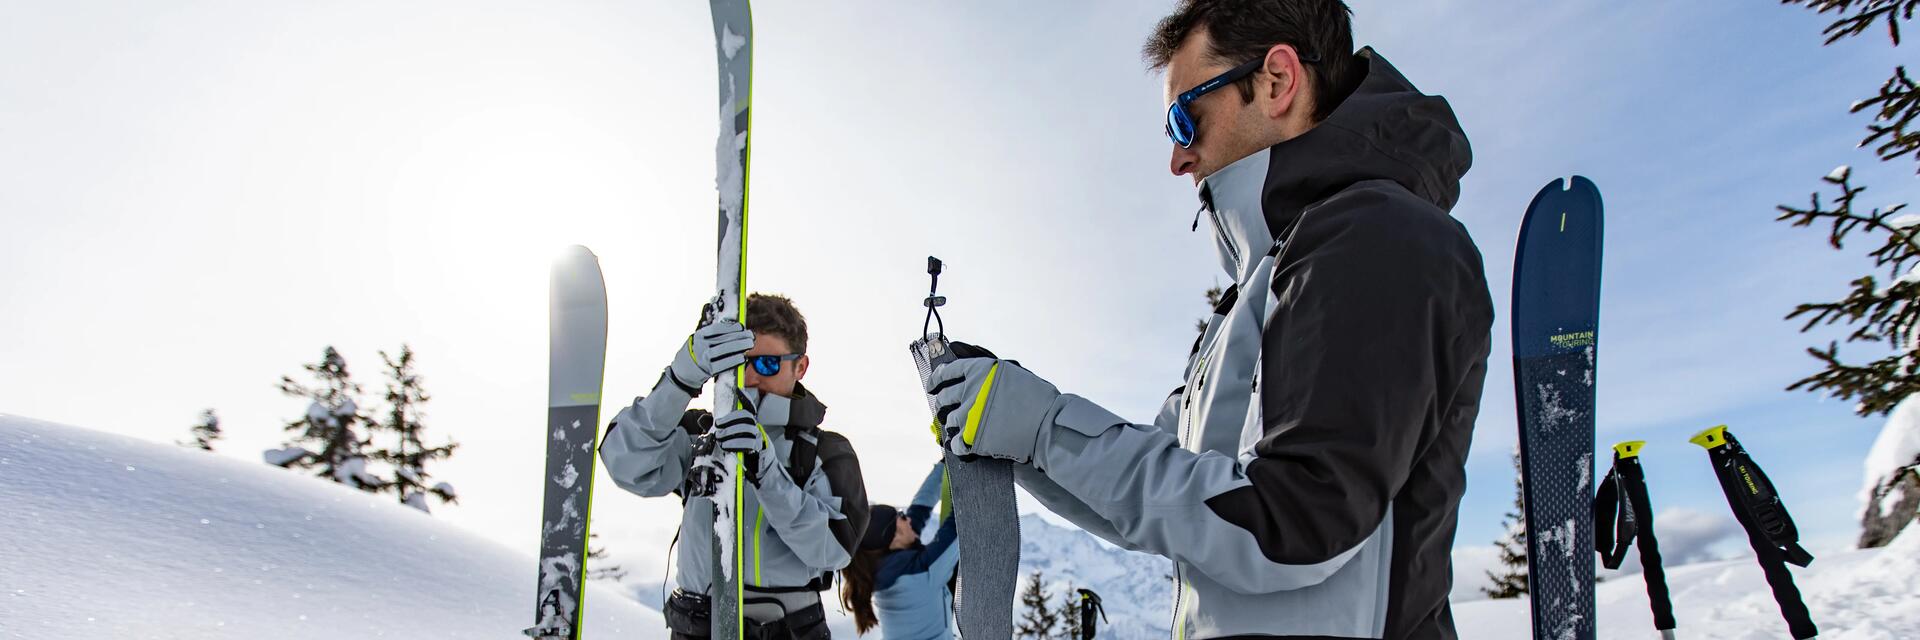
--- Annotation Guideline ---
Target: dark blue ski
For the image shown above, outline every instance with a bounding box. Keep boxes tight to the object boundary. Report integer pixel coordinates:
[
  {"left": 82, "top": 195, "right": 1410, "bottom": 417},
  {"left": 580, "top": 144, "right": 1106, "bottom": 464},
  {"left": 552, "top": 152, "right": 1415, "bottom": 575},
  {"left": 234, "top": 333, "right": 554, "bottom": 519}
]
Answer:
[{"left": 1511, "top": 176, "right": 1602, "bottom": 640}]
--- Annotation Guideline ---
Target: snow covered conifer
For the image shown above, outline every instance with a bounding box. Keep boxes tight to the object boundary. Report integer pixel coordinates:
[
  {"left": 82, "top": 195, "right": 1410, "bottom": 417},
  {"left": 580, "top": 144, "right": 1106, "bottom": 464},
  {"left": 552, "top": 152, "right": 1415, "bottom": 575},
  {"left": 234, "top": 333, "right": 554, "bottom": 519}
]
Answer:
[
  {"left": 370, "top": 345, "right": 457, "bottom": 512},
  {"left": 1776, "top": 0, "right": 1920, "bottom": 547},
  {"left": 1483, "top": 450, "right": 1528, "bottom": 598},
  {"left": 277, "top": 347, "right": 383, "bottom": 492},
  {"left": 179, "top": 408, "right": 222, "bottom": 451}
]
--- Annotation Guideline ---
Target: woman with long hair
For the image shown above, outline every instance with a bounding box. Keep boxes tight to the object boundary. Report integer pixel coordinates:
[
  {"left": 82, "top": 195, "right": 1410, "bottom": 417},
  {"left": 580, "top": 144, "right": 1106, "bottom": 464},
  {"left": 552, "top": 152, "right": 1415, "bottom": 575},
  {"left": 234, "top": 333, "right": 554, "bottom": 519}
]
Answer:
[{"left": 839, "top": 462, "right": 957, "bottom": 638}]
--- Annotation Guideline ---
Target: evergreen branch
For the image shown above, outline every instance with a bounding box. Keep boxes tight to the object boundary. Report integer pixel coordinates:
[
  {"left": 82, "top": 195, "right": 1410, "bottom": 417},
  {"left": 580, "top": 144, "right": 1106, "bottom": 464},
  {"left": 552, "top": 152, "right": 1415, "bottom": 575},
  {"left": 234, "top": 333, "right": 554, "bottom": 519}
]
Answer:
[
  {"left": 1784, "top": 0, "right": 1919, "bottom": 45},
  {"left": 1784, "top": 342, "right": 1920, "bottom": 415},
  {"left": 1853, "top": 66, "right": 1920, "bottom": 171},
  {"left": 1775, "top": 168, "right": 1917, "bottom": 276}
]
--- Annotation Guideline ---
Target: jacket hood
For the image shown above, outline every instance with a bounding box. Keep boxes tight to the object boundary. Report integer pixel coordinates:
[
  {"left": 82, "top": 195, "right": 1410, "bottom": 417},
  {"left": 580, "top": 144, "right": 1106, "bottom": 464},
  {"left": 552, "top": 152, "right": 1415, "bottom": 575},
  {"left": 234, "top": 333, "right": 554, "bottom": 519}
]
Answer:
[{"left": 1199, "top": 48, "right": 1471, "bottom": 282}]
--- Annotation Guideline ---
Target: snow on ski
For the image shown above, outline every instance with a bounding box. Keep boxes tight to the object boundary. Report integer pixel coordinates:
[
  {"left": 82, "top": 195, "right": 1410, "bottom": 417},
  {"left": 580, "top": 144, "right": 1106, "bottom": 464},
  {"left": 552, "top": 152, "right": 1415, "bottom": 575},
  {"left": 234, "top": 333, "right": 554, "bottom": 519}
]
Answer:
[{"left": 1511, "top": 176, "right": 1603, "bottom": 640}]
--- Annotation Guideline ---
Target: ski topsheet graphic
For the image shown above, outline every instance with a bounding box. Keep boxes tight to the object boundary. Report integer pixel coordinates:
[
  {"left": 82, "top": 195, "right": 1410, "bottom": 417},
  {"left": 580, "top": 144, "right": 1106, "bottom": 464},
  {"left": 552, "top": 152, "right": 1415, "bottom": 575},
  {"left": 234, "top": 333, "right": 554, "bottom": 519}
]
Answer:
[
  {"left": 705, "top": 1, "right": 753, "bottom": 638},
  {"left": 526, "top": 245, "right": 608, "bottom": 640},
  {"left": 1511, "top": 176, "right": 1602, "bottom": 640}
]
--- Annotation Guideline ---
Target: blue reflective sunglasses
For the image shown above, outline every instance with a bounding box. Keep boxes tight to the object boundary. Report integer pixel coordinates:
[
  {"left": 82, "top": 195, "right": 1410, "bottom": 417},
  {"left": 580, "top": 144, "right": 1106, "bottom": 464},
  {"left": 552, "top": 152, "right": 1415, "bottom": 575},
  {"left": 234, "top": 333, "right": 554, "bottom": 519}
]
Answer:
[
  {"left": 1165, "top": 51, "right": 1321, "bottom": 149},
  {"left": 748, "top": 353, "right": 802, "bottom": 376}
]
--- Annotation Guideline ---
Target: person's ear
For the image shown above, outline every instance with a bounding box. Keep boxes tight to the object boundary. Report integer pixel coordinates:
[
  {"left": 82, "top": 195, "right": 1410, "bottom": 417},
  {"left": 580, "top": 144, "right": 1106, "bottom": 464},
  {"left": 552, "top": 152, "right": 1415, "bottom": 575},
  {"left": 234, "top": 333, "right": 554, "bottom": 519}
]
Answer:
[{"left": 1261, "top": 43, "right": 1306, "bottom": 120}]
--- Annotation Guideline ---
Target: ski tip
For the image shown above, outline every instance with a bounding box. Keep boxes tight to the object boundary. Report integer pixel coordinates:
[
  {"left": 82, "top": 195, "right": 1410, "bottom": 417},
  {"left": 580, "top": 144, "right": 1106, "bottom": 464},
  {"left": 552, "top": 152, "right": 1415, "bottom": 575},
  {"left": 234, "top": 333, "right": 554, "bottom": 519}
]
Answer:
[
  {"left": 1540, "top": 175, "right": 1599, "bottom": 196},
  {"left": 1612, "top": 440, "right": 1646, "bottom": 458},
  {"left": 557, "top": 244, "right": 598, "bottom": 260},
  {"left": 1688, "top": 425, "right": 1730, "bottom": 450}
]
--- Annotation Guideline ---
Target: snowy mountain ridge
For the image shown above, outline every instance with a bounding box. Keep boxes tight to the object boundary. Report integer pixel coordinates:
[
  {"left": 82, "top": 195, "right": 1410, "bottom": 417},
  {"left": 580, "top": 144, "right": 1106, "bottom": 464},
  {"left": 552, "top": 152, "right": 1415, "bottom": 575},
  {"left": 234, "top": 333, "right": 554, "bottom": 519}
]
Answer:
[{"left": 1015, "top": 512, "right": 1174, "bottom": 639}]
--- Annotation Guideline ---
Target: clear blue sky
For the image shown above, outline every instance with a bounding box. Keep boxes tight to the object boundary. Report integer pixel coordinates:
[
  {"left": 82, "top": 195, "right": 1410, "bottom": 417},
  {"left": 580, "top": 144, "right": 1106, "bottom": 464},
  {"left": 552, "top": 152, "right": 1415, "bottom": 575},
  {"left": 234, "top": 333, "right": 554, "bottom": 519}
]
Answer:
[{"left": 2, "top": 0, "right": 1912, "bottom": 579}]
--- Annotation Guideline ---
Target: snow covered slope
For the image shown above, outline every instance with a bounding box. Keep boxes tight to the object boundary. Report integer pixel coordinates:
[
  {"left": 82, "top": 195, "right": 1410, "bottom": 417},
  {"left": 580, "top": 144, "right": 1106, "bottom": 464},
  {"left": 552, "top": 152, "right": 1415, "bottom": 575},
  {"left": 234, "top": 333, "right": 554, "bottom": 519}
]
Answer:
[
  {"left": 0, "top": 414, "right": 660, "bottom": 639},
  {"left": 1455, "top": 529, "right": 1920, "bottom": 639},
  {"left": 958, "top": 512, "right": 1920, "bottom": 639}
]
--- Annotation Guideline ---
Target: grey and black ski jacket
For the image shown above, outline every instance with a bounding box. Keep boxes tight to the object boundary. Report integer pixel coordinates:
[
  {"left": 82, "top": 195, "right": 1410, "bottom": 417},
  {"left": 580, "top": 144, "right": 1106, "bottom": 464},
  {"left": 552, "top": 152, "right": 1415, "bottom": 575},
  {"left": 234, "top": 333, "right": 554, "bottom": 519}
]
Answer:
[
  {"left": 1014, "top": 49, "right": 1491, "bottom": 639},
  {"left": 599, "top": 379, "right": 869, "bottom": 612}
]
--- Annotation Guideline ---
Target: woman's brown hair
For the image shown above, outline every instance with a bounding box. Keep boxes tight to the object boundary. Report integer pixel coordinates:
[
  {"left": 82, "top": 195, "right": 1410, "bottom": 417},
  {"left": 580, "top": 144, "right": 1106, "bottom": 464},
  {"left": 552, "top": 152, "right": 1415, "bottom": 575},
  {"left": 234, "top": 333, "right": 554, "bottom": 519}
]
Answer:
[{"left": 838, "top": 547, "right": 888, "bottom": 634}]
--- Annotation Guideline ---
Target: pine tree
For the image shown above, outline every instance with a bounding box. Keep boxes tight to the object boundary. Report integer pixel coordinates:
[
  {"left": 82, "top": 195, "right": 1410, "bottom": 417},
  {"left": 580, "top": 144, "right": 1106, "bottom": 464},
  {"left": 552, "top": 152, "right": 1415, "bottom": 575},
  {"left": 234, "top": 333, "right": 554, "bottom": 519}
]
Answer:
[
  {"left": 1483, "top": 449, "right": 1529, "bottom": 599},
  {"left": 1776, "top": 0, "right": 1920, "bottom": 548},
  {"left": 1015, "top": 569, "right": 1062, "bottom": 639},
  {"left": 585, "top": 532, "right": 627, "bottom": 582},
  {"left": 179, "top": 408, "right": 222, "bottom": 451},
  {"left": 1194, "top": 285, "right": 1225, "bottom": 335},
  {"left": 371, "top": 345, "right": 458, "bottom": 512},
  {"left": 277, "top": 347, "right": 383, "bottom": 492},
  {"left": 1053, "top": 583, "right": 1082, "bottom": 640}
]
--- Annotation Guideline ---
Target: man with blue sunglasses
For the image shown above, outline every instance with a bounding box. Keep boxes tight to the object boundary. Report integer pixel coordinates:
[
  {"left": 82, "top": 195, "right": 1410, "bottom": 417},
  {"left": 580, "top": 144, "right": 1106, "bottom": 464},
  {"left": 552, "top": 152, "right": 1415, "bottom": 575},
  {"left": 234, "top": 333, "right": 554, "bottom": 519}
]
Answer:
[
  {"left": 922, "top": 1, "right": 1491, "bottom": 639},
  {"left": 600, "top": 293, "right": 870, "bottom": 639}
]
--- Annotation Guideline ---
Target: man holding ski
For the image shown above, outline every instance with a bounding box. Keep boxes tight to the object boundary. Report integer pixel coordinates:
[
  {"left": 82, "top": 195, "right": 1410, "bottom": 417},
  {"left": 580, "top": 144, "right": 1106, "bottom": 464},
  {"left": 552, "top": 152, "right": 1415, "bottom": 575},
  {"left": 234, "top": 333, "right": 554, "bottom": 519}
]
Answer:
[
  {"left": 924, "top": 1, "right": 1492, "bottom": 638},
  {"left": 601, "top": 294, "right": 868, "bottom": 640}
]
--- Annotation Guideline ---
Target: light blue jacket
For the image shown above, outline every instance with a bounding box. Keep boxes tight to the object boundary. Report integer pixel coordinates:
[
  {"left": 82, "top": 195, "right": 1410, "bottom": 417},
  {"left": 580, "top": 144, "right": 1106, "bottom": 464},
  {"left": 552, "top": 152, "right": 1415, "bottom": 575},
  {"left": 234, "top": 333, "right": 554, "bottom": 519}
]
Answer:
[{"left": 873, "top": 465, "right": 958, "bottom": 640}]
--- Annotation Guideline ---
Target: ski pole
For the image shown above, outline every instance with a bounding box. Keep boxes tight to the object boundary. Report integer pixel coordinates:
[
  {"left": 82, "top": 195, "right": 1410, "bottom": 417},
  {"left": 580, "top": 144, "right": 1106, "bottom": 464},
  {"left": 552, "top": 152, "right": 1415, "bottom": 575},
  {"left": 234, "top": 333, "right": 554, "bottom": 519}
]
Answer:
[
  {"left": 1594, "top": 441, "right": 1675, "bottom": 639},
  {"left": 1690, "top": 425, "right": 1817, "bottom": 639}
]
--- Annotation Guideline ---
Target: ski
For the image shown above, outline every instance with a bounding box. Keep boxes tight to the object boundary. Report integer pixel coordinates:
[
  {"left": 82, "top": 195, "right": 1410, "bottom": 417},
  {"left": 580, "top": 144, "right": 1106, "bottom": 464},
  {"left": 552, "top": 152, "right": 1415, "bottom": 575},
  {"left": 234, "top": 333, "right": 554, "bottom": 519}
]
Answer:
[
  {"left": 908, "top": 257, "right": 1020, "bottom": 639},
  {"left": 525, "top": 245, "right": 609, "bottom": 640},
  {"left": 704, "top": 1, "right": 753, "bottom": 638},
  {"left": 1510, "top": 176, "right": 1602, "bottom": 640}
]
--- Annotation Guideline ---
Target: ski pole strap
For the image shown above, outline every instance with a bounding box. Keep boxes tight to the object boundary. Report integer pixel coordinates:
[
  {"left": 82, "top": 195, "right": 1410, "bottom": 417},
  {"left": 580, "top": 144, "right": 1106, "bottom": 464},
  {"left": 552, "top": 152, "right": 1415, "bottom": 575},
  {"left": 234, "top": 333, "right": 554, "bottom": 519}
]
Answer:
[
  {"left": 1592, "top": 462, "right": 1632, "bottom": 568},
  {"left": 1592, "top": 440, "right": 1675, "bottom": 632},
  {"left": 1690, "top": 425, "right": 1819, "bottom": 639},
  {"left": 1689, "top": 426, "right": 1813, "bottom": 566}
]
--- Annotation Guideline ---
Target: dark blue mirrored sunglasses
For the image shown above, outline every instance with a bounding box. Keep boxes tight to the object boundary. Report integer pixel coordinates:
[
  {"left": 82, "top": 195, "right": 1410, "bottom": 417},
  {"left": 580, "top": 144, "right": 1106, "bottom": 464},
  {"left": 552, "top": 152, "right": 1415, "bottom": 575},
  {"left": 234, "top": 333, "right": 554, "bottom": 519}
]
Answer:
[
  {"left": 748, "top": 353, "right": 802, "bottom": 376},
  {"left": 1165, "top": 51, "right": 1321, "bottom": 149}
]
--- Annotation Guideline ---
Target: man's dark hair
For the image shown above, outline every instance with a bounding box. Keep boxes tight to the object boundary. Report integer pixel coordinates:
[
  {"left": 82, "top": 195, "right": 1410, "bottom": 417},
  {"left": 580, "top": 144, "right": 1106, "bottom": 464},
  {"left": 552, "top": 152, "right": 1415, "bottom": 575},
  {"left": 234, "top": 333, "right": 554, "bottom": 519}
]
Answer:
[
  {"left": 747, "top": 293, "right": 808, "bottom": 354},
  {"left": 1144, "top": 0, "right": 1358, "bottom": 121}
]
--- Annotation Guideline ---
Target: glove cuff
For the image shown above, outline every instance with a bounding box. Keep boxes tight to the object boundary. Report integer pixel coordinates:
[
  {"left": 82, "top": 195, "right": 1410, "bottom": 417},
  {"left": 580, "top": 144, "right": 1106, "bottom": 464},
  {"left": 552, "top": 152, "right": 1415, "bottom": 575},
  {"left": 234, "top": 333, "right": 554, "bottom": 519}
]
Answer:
[{"left": 638, "top": 369, "right": 697, "bottom": 428}]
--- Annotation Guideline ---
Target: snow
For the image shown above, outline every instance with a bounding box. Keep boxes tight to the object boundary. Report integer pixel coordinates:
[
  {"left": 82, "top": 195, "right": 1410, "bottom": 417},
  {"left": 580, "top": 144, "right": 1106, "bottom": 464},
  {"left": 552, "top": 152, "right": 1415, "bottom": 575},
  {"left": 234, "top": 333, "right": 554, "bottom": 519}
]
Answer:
[
  {"left": 1887, "top": 213, "right": 1920, "bottom": 230},
  {"left": 1829, "top": 165, "right": 1852, "bottom": 182},
  {"left": 910, "top": 514, "right": 1920, "bottom": 639},
  {"left": 1863, "top": 396, "right": 1920, "bottom": 518},
  {"left": 1457, "top": 528, "right": 1920, "bottom": 639},
  {"left": 433, "top": 481, "right": 457, "bottom": 499},
  {"left": 261, "top": 446, "right": 310, "bottom": 467},
  {"left": 17, "top": 404, "right": 1915, "bottom": 640},
  {"left": 402, "top": 491, "right": 429, "bottom": 513},
  {"left": 1012, "top": 513, "right": 1172, "bottom": 639},
  {"left": 720, "top": 24, "right": 746, "bottom": 59},
  {"left": 331, "top": 454, "right": 384, "bottom": 489},
  {"left": 0, "top": 414, "right": 660, "bottom": 639}
]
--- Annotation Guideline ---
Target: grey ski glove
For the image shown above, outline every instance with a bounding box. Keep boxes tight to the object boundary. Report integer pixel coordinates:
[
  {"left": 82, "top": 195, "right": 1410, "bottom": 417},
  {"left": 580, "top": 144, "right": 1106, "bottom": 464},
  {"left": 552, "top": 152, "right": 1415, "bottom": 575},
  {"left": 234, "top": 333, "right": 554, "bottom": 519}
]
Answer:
[
  {"left": 712, "top": 408, "right": 769, "bottom": 484},
  {"left": 926, "top": 357, "right": 1062, "bottom": 464},
  {"left": 666, "top": 320, "right": 754, "bottom": 396}
]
